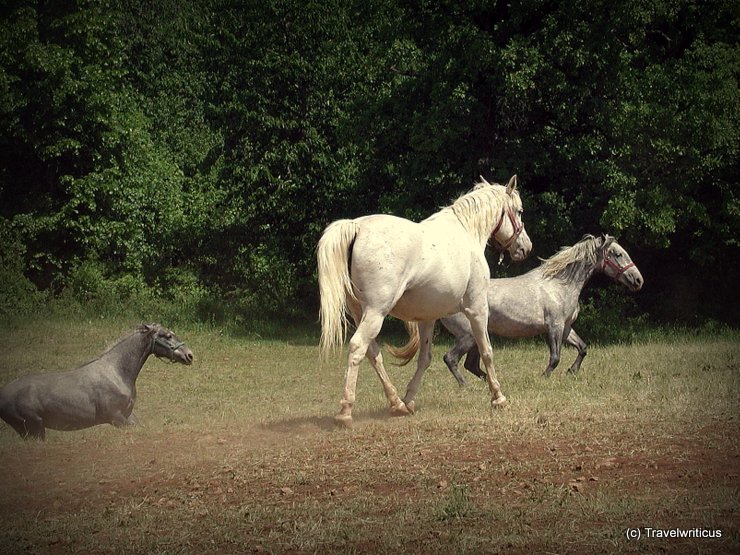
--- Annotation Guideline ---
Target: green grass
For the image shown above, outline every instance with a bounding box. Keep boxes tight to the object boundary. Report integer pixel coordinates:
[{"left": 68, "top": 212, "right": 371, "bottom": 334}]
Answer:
[{"left": 0, "top": 316, "right": 737, "bottom": 554}]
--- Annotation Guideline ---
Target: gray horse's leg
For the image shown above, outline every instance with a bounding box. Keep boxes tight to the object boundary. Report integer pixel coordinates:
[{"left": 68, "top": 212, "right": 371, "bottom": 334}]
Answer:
[
  {"left": 3, "top": 405, "right": 46, "bottom": 440},
  {"left": 23, "top": 415, "right": 45, "bottom": 440},
  {"left": 401, "top": 321, "right": 436, "bottom": 412},
  {"left": 443, "top": 333, "right": 478, "bottom": 386},
  {"left": 440, "top": 315, "right": 482, "bottom": 386},
  {"left": 443, "top": 352, "right": 468, "bottom": 387},
  {"left": 565, "top": 329, "right": 587, "bottom": 375},
  {"left": 112, "top": 412, "right": 137, "bottom": 427},
  {"left": 462, "top": 344, "right": 487, "bottom": 380},
  {"left": 543, "top": 326, "right": 563, "bottom": 377},
  {"left": 111, "top": 398, "right": 137, "bottom": 427},
  {"left": 2, "top": 413, "right": 34, "bottom": 439}
]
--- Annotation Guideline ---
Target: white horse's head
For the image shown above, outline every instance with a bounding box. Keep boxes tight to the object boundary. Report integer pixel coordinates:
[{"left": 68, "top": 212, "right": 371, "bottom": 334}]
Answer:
[
  {"left": 480, "top": 175, "right": 532, "bottom": 261},
  {"left": 599, "top": 235, "right": 644, "bottom": 291}
]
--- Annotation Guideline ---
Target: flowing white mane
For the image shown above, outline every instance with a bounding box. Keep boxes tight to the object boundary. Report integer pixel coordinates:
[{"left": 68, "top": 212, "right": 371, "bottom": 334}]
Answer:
[
  {"left": 540, "top": 235, "right": 600, "bottom": 279},
  {"left": 449, "top": 180, "right": 509, "bottom": 246}
]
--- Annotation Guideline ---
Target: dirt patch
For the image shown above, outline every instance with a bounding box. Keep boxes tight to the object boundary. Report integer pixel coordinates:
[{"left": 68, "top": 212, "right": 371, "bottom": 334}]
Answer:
[{"left": 0, "top": 415, "right": 737, "bottom": 553}]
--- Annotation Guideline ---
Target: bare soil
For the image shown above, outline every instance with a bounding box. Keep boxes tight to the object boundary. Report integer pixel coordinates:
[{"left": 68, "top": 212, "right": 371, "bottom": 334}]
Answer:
[{"left": 0, "top": 413, "right": 737, "bottom": 554}]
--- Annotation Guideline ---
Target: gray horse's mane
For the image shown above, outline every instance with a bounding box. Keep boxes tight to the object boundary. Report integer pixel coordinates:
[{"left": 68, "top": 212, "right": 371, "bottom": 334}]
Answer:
[
  {"left": 450, "top": 178, "right": 509, "bottom": 245},
  {"left": 539, "top": 235, "right": 602, "bottom": 280},
  {"left": 92, "top": 324, "right": 160, "bottom": 361}
]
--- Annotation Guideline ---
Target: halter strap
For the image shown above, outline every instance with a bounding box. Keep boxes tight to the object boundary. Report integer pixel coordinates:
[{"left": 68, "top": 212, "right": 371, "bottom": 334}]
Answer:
[
  {"left": 491, "top": 205, "right": 524, "bottom": 252},
  {"left": 151, "top": 335, "right": 185, "bottom": 362},
  {"left": 601, "top": 251, "right": 635, "bottom": 280}
]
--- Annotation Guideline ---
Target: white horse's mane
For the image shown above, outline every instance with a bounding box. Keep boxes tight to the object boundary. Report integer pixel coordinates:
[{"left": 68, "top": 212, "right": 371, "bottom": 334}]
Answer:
[
  {"left": 449, "top": 178, "right": 509, "bottom": 246},
  {"left": 539, "top": 235, "right": 601, "bottom": 279}
]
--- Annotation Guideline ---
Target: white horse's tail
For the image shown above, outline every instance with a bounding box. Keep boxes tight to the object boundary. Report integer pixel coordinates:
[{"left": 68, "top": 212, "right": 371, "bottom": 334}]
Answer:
[
  {"left": 317, "top": 219, "right": 360, "bottom": 359},
  {"left": 385, "top": 322, "right": 420, "bottom": 366}
]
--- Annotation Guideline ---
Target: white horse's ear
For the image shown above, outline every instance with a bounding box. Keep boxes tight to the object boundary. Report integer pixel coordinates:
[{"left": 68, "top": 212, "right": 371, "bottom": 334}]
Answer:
[{"left": 506, "top": 175, "right": 518, "bottom": 194}]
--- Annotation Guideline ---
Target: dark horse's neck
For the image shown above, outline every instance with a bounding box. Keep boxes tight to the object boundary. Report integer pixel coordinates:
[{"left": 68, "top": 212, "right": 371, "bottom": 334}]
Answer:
[{"left": 101, "top": 331, "right": 152, "bottom": 386}]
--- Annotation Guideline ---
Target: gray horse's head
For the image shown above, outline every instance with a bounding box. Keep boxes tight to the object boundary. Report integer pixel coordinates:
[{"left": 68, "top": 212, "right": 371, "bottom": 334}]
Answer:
[
  {"left": 598, "top": 235, "right": 644, "bottom": 292},
  {"left": 140, "top": 324, "right": 194, "bottom": 365}
]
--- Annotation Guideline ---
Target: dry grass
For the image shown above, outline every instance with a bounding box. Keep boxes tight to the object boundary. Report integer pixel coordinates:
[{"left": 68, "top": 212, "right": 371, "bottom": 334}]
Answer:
[{"left": 0, "top": 318, "right": 737, "bottom": 554}]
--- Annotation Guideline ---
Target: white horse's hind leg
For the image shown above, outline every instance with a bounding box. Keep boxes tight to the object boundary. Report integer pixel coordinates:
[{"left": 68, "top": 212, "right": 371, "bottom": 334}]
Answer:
[
  {"left": 464, "top": 310, "right": 507, "bottom": 407},
  {"left": 401, "top": 320, "right": 435, "bottom": 413},
  {"left": 336, "top": 309, "right": 409, "bottom": 426},
  {"left": 365, "top": 340, "right": 412, "bottom": 416},
  {"left": 336, "top": 330, "right": 370, "bottom": 426}
]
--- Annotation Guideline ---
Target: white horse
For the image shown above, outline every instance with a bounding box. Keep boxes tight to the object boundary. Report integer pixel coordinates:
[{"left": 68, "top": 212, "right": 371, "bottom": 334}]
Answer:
[{"left": 317, "top": 176, "right": 532, "bottom": 426}]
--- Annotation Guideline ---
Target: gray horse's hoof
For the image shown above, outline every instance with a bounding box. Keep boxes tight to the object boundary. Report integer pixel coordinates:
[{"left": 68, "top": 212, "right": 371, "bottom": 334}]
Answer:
[{"left": 491, "top": 395, "right": 508, "bottom": 408}]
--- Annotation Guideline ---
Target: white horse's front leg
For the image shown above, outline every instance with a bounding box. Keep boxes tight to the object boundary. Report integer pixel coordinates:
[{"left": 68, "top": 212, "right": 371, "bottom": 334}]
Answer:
[
  {"left": 464, "top": 308, "right": 507, "bottom": 407},
  {"left": 401, "top": 320, "right": 435, "bottom": 414}
]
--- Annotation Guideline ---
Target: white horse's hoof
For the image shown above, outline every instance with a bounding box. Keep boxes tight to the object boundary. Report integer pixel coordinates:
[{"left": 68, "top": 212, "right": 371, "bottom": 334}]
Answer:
[
  {"left": 491, "top": 395, "right": 508, "bottom": 408},
  {"left": 390, "top": 402, "right": 413, "bottom": 417},
  {"left": 334, "top": 413, "right": 353, "bottom": 428}
]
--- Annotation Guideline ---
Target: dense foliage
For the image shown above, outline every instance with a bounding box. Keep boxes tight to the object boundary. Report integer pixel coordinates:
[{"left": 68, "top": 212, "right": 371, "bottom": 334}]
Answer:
[{"left": 1, "top": 0, "right": 738, "bottom": 329}]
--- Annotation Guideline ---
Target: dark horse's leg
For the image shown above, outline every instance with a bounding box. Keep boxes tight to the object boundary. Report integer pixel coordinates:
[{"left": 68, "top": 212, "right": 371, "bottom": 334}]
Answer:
[
  {"left": 543, "top": 326, "right": 564, "bottom": 377},
  {"left": 565, "top": 329, "right": 587, "bottom": 375},
  {"left": 440, "top": 315, "right": 482, "bottom": 386},
  {"left": 462, "top": 344, "right": 488, "bottom": 380},
  {"left": 443, "top": 333, "right": 478, "bottom": 386},
  {"left": 23, "top": 416, "right": 46, "bottom": 440},
  {"left": 1, "top": 408, "right": 45, "bottom": 440}
]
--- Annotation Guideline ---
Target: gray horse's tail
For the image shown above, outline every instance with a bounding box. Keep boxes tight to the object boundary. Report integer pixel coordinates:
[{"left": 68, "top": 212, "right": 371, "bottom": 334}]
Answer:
[
  {"left": 385, "top": 322, "right": 420, "bottom": 366},
  {"left": 317, "top": 219, "right": 360, "bottom": 359}
]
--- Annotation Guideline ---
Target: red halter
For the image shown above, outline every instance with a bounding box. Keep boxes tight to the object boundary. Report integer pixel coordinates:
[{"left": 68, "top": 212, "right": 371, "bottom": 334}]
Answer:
[
  {"left": 491, "top": 205, "right": 524, "bottom": 252},
  {"left": 601, "top": 249, "right": 635, "bottom": 280}
]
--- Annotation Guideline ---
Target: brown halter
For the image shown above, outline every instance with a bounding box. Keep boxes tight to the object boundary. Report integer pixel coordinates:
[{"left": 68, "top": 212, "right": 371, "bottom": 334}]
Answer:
[{"left": 490, "top": 204, "right": 524, "bottom": 252}]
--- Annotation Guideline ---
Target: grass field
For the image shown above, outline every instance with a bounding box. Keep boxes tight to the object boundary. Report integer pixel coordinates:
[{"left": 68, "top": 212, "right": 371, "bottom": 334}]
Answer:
[{"left": 0, "top": 318, "right": 737, "bottom": 554}]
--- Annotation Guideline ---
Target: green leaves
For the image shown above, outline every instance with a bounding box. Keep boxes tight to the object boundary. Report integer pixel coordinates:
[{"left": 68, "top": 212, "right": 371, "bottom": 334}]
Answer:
[{"left": 0, "top": 0, "right": 737, "bottom": 325}]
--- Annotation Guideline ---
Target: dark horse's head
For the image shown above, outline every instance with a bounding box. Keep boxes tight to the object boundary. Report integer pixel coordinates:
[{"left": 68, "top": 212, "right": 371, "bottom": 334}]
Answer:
[{"left": 140, "top": 324, "right": 194, "bottom": 365}]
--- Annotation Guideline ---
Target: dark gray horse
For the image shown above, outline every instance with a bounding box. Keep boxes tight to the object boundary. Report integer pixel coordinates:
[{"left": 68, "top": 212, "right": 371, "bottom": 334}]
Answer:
[
  {"left": 440, "top": 235, "right": 643, "bottom": 384},
  {"left": 0, "top": 324, "right": 193, "bottom": 439}
]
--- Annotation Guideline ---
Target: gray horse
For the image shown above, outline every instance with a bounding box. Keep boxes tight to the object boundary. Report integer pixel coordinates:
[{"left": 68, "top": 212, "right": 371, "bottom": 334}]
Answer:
[
  {"left": 439, "top": 235, "right": 643, "bottom": 384},
  {"left": 0, "top": 324, "right": 193, "bottom": 439}
]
